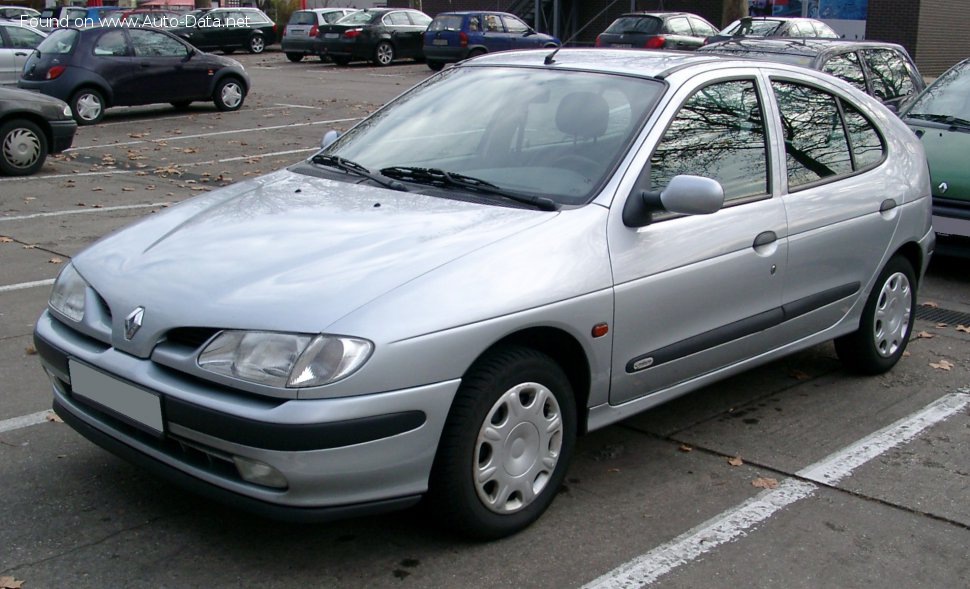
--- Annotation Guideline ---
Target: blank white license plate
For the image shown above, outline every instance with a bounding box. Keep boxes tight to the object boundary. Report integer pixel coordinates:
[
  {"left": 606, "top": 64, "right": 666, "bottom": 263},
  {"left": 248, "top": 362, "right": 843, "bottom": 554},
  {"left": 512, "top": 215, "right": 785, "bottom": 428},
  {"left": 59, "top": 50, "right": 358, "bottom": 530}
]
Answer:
[
  {"left": 291, "top": 30, "right": 305, "bottom": 36},
  {"left": 70, "top": 360, "right": 163, "bottom": 436},
  {"left": 432, "top": 39, "right": 448, "bottom": 45},
  {"left": 324, "top": 33, "right": 339, "bottom": 39},
  {"left": 612, "top": 43, "right": 632, "bottom": 48}
]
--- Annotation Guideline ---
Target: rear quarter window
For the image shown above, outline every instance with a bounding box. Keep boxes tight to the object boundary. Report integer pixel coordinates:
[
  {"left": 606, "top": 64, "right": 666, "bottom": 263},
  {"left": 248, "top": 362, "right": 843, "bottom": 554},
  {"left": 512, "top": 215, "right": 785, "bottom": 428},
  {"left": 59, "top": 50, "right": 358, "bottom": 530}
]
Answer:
[{"left": 36, "top": 28, "right": 78, "bottom": 54}]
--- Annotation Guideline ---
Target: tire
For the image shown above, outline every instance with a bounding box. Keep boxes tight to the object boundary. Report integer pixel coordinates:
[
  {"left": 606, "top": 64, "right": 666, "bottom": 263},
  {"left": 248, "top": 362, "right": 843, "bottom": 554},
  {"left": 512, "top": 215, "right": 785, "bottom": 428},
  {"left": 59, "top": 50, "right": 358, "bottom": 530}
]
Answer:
[
  {"left": 373, "top": 41, "right": 394, "bottom": 66},
  {"left": 0, "top": 118, "right": 48, "bottom": 176},
  {"left": 427, "top": 60, "right": 445, "bottom": 72},
  {"left": 467, "top": 48, "right": 486, "bottom": 59},
  {"left": 170, "top": 101, "right": 192, "bottom": 110},
  {"left": 428, "top": 346, "right": 577, "bottom": 540},
  {"left": 835, "top": 256, "right": 916, "bottom": 375},
  {"left": 285, "top": 52, "right": 303, "bottom": 62},
  {"left": 248, "top": 34, "right": 265, "bottom": 54},
  {"left": 70, "top": 88, "right": 105, "bottom": 125},
  {"left": 332, "top": 56, "right": 351, "bottom": 66},
  {"left": 222, "top": 48, "right": 235, "bottom": 54},
  {"left": 212, "top": 77, "right": 246, "bottom": 112}
]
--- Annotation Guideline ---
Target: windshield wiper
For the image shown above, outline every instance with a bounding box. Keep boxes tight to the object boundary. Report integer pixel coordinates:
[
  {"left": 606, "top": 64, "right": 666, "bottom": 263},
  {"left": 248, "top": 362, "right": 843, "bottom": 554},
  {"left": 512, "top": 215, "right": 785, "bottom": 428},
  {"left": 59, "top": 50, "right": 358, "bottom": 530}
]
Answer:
[
  {"left": 379, "top": 166, "right": 559, "bottom": 211},
  {"left": 310, "top": 154, "right": 408, "bottom": 192},
  {"left": 906, "top": 113, "right": 970, "bottom": 129}
]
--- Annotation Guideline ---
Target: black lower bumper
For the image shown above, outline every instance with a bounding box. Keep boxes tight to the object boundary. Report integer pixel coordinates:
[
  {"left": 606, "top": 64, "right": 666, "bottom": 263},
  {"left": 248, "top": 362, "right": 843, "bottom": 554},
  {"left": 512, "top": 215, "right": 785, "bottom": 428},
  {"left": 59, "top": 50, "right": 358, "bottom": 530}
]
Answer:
[{"left": 48, "top": 119, "right": 77, "bottom": 153}]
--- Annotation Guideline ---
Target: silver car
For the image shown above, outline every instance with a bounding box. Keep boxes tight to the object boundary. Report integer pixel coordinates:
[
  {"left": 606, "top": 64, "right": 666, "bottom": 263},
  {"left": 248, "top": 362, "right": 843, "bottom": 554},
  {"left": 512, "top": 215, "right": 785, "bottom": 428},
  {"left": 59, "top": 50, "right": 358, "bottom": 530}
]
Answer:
[
  {"left": 0, "top": 21, "right": 44, "bottom": 85},
  {"left": 35, "top": 49, "right": 934, "bottom": 539}
]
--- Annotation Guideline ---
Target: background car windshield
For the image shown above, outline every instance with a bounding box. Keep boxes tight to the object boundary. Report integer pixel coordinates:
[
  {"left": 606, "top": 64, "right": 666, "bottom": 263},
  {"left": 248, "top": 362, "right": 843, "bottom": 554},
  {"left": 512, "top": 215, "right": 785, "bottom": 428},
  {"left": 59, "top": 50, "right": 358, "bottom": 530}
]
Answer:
[
  {"left": 36, "top": 29, "right": 78, "bottom": 54},
  {"left": 324, "top": 67, "right": 662, "bottom": 205},
  {"left": 605, "top": 16, "right": 660, "bottom": 34},
  {"left": 905, "top": 60, "right": 970, "bottom": 119}
]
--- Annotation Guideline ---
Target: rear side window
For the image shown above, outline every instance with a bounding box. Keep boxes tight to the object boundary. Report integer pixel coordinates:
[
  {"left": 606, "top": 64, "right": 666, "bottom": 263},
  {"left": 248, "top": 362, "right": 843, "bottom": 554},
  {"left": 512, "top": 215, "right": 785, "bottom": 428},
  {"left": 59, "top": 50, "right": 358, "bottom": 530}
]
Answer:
[
  {"left": 428, "top": 15, "right": 462, "bottom": 31},
  {"left": 665, "top": 17, "right": 692, "bottom": 36},
  {"left": 863, "top": 49, "right": 916, "bottom": 103},
  {"left": 322, "top": 11, "right": 346, "bottom": 24},
  {"left": 689, "top": 18, "right": 717, "bottom": 37},
  {"left": 772, "top": 81, "right": 853, "bottom": 188},
  {"left": 93, "top": 30, "right": 128, "bottom": 56},
  {"left": 4, "top": 25, "right": 44, "bottom": 49},
  {"left": 822, "top": 52, "right": 867, "bottom": 92},
  {"left": 842, "top": 102, "right": 885, "bottom": 170},
  {"left": 605, "top": 16, "right": 661, "bottom": 35},
  {"left": 36, "top": 28, "right": 78, "bottom": 54},
  {"left": 650, "top": 79, "right": 769, "bottom": 203},
  {"left": 129, "top": 29, "right": 188, "bottom": 58},
  {"left": 503, "top": 15, "right": 529, "bottom": 34},
  {"left": 409, "top": 12, "right": 431, "bottom": 27},
  {"left": 385, "top": 12, "right": 411, "bottom": 26}
]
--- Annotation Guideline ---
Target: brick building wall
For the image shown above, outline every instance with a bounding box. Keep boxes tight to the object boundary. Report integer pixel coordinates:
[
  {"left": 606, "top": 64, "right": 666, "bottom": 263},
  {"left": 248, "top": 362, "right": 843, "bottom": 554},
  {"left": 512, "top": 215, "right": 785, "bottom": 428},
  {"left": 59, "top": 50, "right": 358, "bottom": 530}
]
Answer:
[{"left": 914, "top": 0, "right": 970, "bottom": 76}]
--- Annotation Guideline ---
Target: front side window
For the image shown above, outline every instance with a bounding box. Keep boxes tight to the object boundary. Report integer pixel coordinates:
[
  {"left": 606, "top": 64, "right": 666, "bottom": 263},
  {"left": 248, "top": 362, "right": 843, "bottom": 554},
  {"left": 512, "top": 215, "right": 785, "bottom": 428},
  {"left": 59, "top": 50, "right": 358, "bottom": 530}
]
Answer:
[
  {"left": 93, "top": 30, "right": 128, "bottom": 56},
  {"left": 483, "top": 14, "right": 502, "bottom": 32},
  {"left": 772, "top": 81, "right": 852, "bottom": 188},
  {"left": 503, "top": 15, "right": 529, "bottom": 34},
  {"left": 408, "top": 12, "right": 431, "bottom": 27},
  {"left": 5, "top": 25, "right": 44, "bottom": 49},
  {"left": 822, "top": 52, "right": 867, "bottom": 92},
  {"left": 864, "top": 49, "right": 915, "bottom": 102},
  {"left": 129, "top": 29, "right": 188, "bottom": 58},
  {"left": 650, "top": 80, "right": 769, "bottom": 202}
]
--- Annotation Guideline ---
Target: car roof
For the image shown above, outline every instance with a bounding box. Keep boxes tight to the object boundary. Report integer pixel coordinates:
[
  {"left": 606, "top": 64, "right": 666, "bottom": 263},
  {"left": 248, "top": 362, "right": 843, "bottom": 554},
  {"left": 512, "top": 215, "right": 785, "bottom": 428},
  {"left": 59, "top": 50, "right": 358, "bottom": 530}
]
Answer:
[
  {"left": 468, "top": 47, "right": 735, "bottom": 79},
  {"left": 435, "top": 11, "right": 518, "bottom": 16},
  {"left": 703, "top": 38, "right": 909, "bottom": 59},
  {"left": 619, "top": 12, "right": 705, "bottom": 18}
]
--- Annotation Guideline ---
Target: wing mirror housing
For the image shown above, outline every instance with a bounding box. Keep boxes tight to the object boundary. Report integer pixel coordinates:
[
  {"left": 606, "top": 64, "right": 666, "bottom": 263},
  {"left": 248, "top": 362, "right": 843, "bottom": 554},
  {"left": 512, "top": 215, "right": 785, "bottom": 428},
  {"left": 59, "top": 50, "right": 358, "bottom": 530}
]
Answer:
[
  {"left": 321, "top": 129, "right": 342, "bottom": 149},
  {"left": 622, "top": 175, "right": 724, "bottom": 228}
]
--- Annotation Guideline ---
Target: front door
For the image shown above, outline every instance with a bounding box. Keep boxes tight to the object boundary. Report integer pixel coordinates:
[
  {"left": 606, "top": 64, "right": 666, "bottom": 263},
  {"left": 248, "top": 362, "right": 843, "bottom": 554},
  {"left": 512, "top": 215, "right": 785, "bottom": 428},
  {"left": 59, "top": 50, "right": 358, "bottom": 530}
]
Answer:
[
  {"left": 127, "top": 29, "right": 208, "bottom": 105},
  {"left": 608, "top": 72, "right": 788, "bottom": 405}
]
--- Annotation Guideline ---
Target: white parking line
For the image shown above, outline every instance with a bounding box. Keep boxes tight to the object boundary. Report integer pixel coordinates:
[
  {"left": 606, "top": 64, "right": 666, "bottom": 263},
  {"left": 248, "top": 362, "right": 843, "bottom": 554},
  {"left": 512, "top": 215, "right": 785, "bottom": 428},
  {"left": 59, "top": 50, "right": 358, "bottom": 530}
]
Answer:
[
  {"left": 0, "top": 203, "right": 171, "bottom": 221},
  {"left": 583, "top": 391, "right": 970, "bottom": 589},
  {"left": 0, "top": 411, "right": 52, "bottom": 434},
  {"left": 94, "top": 104, "right": 316, "bottom": 127},
  {"left": 0, "top": 279, "right": 54, "bottom": 293}
]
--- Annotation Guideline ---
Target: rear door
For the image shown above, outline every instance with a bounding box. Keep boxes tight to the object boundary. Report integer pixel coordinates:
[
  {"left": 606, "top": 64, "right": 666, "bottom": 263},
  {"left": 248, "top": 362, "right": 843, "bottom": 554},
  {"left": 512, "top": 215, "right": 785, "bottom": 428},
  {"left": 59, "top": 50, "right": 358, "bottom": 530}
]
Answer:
[{"left": 662, "top": 16, "right": 697, "bottom": 50}]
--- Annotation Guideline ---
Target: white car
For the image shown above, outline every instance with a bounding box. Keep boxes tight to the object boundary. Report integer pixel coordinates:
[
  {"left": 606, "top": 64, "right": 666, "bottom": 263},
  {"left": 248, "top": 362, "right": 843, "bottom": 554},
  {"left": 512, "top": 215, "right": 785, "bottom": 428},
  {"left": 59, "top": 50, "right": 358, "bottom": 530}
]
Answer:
[{"left": 0, "top": 21, "right": 44, "bottom": 85}]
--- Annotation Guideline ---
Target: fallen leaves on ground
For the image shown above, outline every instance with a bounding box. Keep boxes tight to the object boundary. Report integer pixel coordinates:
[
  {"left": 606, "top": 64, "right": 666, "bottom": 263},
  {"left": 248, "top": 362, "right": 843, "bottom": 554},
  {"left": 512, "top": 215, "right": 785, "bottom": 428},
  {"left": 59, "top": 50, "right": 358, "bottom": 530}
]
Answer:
[
  {"left": 915, "top": 330, "right": 935, "bottom": 339},
  {"left": 22, "top": 244, "right": 36, "bottom": 250},
  {"left": 0, "top": 576, "right": 24, "bottom": 588},
  {"left": 46, "top": 411, "right": 63, "bottom": 423},
  {"left": 790, "top": 369, "right": 811, "bottom": 380},
  {"left": 752, "top": 477, "right": 779, "bottom": 489},
  {"left": 930, "top": 359, "right": 954, "bottom": 371},
  {"left": 48, "top": 257, "right": 63, "bottom": 264},
  {"left": 678, "top": 444, "right": 693, "bottom": 453},
  {"left": 936, "top": 322, "right": 949, "bottom": 328},
  {"left": 25, "top": 345, "right": 37, "bottom": 355},
  {"left": 727, "top": 456, "right": 744, "bottom": 467},
  {"left": 0, "top": 236, "right": 12, "bottom": 243},
  {"left": 922, "top": 301, "right": 939, "bottom": 308},
  {"left": 957, "top": 325, "right": 970, "bottom": 334}
]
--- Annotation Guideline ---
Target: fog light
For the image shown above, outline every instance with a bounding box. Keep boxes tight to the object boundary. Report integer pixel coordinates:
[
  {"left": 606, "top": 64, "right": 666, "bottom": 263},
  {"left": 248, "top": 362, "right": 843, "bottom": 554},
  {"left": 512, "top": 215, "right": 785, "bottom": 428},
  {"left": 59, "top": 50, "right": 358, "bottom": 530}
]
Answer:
[{"left": 233, "top": 456, "right": 288, "bottom": 489}]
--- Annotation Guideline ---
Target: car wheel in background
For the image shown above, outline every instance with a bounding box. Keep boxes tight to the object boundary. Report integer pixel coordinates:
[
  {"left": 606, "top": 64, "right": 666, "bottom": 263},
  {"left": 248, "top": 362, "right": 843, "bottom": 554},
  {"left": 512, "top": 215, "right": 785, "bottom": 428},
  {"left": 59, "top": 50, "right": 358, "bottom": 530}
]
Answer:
[
  {"left": 213, "top": 77, "right": 246, "bottom": 111},
  {"left": 373, "top": 41, "right": 394, "bottom": 66},
  {"left": 285, "top": 52, "right": 303, "bottom": 62},
  {"left": 835, "top": 256, "right": 916, "bottom": 374},
  {"left": 332, "top": 56, "right": 350, "bottom": 66},
  {"left": 170, "top": 101, "right": 192, "bottom": 110},
  {"left": 427, "top": 60, "right": 444, "bottom": 72},
  {"left": 0, "top": 119, "right": 48, "bottom": 176},
  {"left": 428, "top": 346, "right": 577, "bottom": 540},
  {"left": 70, "top": 88, "right": 105, "bottom": 125},
  {"left": 248, "top": 34, "right": 265, "bottom": 54}
]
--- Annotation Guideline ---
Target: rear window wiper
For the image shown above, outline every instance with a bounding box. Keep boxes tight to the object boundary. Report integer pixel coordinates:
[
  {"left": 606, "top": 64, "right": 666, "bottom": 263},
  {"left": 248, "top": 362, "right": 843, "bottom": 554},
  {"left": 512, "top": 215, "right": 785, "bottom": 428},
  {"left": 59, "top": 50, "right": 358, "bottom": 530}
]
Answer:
[
  {"left": 310, "top": 154, "right": 408, "bottom": 192},
  {"left": 906, "top": 113, "right": 970, "bottom": 130},
  {"left": 379, "top": 166, "right": 559, "bottom": 211}
]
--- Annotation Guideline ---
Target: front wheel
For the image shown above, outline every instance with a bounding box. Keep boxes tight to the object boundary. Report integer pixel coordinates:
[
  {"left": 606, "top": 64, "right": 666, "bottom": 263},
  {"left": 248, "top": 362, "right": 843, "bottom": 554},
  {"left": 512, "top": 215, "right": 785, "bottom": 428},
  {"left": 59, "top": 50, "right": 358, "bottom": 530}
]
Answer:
[
  {"left": 428, "top": 346, "right": 576, "bottom": 540},
  {"left": 835, "top": 256, "right": 916, "bottom": 374},
  {"left": 0, "top": 118, "right": 48, "bottom": 176},
  {"left": 332, "top": 56, "right": 351, "bottom": 66},
  {"left": 427, "top": 60, "right": 445, "bottom": 72},
  {"left": 373, "top": 41, "right": 394, "bottom": 66},
  {"left": 248, "top": 34, "right": 265, "bottom": 54},
  {"left": 213, "top": 77, "right": 246, "bottom": 112},
  {"left": 285, "top": 52, "right": 303, "bottom": 62}
]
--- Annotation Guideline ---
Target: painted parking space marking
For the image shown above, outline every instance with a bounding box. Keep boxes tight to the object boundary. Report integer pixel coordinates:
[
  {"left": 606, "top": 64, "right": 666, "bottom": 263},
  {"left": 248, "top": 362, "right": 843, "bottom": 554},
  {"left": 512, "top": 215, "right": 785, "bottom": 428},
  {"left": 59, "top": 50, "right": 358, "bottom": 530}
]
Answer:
[
  {"left": 0, "top": 411, "right": 51, "bottom": 435},
  {"left": 0, "top": 203, "right": 171, "bottom": 221},
  {"left": 0, "top": 279, "right": 55, "bottom": 293},
  {"left": 583, "top": 391, "right": 970, "bottom": 589}
]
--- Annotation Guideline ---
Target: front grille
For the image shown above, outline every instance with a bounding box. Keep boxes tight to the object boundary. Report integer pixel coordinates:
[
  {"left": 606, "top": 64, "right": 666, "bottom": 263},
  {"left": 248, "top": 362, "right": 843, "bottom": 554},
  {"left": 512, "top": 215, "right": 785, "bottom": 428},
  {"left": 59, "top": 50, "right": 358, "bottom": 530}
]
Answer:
[{"left": 164, "top": 327, "right": 221, "bottom": 349}]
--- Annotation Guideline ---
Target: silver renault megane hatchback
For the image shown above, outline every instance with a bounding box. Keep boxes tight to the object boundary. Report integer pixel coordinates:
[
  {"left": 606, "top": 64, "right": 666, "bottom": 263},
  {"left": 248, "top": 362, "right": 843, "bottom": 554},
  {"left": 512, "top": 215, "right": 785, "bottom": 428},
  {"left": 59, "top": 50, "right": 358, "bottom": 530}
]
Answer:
[{"left": 35, "top": 49, "right": 934, "bottom": 539}]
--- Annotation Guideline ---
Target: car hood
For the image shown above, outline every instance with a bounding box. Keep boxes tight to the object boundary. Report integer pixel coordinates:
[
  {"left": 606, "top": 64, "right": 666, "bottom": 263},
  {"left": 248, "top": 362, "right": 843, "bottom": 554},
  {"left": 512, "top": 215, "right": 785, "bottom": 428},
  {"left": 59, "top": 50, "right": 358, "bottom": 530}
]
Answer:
[
  {"left": 0, "top": 86, "right": 68, "bottom": 111},
  {"left": 72, "top": 169, "right": 557, "bottom": 347},
  {"left": 909, "top": 123, "right": 970, "bottom": 201}
]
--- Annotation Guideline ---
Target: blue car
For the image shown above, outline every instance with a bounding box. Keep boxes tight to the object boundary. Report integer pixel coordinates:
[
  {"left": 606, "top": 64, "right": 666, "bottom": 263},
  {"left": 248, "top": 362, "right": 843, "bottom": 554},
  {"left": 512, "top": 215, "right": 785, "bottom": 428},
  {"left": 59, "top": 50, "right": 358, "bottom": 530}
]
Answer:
[{"left": 423, "top": 11, "right": 559, "bottom": 71}]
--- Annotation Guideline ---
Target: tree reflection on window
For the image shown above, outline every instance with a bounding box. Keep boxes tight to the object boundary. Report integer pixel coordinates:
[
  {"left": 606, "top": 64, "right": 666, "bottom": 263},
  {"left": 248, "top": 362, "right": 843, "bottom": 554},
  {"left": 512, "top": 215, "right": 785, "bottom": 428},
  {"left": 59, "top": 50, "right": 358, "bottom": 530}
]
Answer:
[
  {"left": 772, "top": 81, "right": 852, "bottom": 188},
  {"left": 650, "top": 79, "right": 768, "bottom": 202},
  {"left": 823, "top": 53, "right": 867, "bottom": 93}
]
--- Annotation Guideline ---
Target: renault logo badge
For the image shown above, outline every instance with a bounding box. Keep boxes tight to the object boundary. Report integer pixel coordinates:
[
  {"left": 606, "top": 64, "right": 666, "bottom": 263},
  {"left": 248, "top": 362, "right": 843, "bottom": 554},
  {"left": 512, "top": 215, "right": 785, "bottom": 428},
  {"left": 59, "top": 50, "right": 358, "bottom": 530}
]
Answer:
[
  {"left": 939, "top": 182, "right": 948, "bottom": 194},
  {"left": 125, "top": 307, "right": 145, "bottom": 340}
]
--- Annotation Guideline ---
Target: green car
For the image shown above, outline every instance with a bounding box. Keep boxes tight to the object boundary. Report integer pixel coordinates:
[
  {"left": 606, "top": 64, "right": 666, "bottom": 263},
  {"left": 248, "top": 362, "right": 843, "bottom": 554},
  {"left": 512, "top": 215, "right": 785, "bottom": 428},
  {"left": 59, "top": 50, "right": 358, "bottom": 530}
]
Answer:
[{"left": 903, "top": 58, "right": 970, "bottom": 257}]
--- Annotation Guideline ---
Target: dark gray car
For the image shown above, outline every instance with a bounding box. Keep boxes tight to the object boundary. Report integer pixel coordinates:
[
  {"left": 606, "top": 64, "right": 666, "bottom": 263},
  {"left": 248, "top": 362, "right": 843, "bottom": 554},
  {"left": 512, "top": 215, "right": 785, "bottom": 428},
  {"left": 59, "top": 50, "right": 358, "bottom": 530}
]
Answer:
[
  {"left": 595, "top": 11, "right": 718, "bottom": 51},
  {"left": 0, "top": 86, "right": 76, "bottom": 175}
]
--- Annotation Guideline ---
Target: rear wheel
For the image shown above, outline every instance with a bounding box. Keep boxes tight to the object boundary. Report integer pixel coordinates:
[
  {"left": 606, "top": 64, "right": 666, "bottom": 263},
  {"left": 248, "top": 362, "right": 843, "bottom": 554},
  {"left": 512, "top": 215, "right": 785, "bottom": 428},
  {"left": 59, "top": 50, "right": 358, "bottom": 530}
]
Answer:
[
  {"left": 0, "top": 119, "right": 48, "bottom": 176},
  {"left": 835, "top": 256, "right": 916, "bottom": 374},
  {"left": 212, "top": 77, "right": 246, "bottom": 112},
  {"left": 285, "top": 52, "right": 303, "bottom": 62},
  {"left": 428, "top": 346, "right": 576, "bottom": 540},
  {"left": 332, "top": 56, "right": 351, "bottom": 66},
  {"left": 373, "top": 41, "right": 394, "bottom": 66},
  {"left": 467, "top": 48, "right": 486, "bottom": 59},
  {"left": 248, "top": 34, "right": 265, "bottom": 54},
  {"left": 70, "top": 88, "right": 105, "bottom": 125},
  {"left": 427, "top": 60, "right": 445, "bottom": 72}
]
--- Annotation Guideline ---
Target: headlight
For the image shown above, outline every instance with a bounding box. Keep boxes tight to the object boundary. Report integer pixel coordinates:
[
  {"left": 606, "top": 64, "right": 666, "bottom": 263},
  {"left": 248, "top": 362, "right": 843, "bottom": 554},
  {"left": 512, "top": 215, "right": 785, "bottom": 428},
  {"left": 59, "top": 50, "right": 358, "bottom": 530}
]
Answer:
[
  {"left": 198, "top": 330, "right": 373, "bottom": 388},
  {"left": 62, "top": 104, "right": 72, "bottom": 118},
  {"left": 49, "top": 264, "right": 86, "bottom": 322}
]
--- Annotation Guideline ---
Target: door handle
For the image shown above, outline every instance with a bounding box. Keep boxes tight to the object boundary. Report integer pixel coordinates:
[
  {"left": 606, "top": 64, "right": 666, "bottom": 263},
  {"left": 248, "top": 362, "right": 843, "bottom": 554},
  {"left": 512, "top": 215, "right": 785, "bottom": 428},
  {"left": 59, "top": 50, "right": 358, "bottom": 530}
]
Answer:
[
  {"left": 880, "top": 199, "right": 897, "bottom": 213},
  {"left": 753, "top": 231, "right": 777, "bottom": 248}
]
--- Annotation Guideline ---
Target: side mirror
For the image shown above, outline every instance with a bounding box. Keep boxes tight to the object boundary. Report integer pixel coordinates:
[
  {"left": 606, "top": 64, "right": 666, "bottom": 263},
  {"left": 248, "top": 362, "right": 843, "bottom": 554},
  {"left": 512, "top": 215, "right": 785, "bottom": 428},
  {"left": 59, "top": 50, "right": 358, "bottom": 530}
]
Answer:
[
  {"left": 524, "top": 29, "right": 536, "bottom": 37},
  {"left": 622, "top": 175, "right": 724, "bottom": 227},
  {"left": 321, "top": 129, "right": 342, "bottom": 149}
]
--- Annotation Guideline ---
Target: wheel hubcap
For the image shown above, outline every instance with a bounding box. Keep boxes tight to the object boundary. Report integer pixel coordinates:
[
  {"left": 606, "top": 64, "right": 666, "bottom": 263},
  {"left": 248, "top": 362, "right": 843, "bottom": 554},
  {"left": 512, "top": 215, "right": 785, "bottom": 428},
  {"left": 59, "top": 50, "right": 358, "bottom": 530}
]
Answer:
[
  {"left": 474, "top": 382, "right": 563, "bottom": 514},
  {"left": 873, "top": 271, "right": 911, "bottom": 357},
  {"left": 221, "top": 83, "right": 242, "bottom": 108},
  {"left": 76, "top": 93, "right": 102, "bottom": 121},
  {"left": 2, "top": 127, "right": 41, "bottom": 169},
  {"left": 378, "top": 44, "right": 392, "bottom": 64},
  {"left": 252, "top": 37, "right": 264, "bottom": 52}
]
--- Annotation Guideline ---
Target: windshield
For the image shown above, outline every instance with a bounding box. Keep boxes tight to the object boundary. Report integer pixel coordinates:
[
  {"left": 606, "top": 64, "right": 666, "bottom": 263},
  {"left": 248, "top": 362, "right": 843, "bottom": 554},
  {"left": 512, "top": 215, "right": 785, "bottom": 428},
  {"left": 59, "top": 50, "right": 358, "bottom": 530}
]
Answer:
[
  {"left": 605, "top": 16, "right": 661, "bottom": 35},
  {"left": 314, "top": 66, "right": 662, "bottom": 206},
  {"left": 905, "top": 59, "right": 970, "bottom": 121},
  {"left": 36, "top": 28, "right": 78, "bottom": 54}
]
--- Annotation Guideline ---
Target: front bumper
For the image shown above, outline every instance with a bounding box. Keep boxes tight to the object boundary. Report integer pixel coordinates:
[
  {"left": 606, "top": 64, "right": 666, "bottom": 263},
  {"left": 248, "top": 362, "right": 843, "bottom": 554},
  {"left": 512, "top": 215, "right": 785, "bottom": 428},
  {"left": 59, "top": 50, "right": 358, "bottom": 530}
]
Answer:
[
  {"left": 34, "top": 310, "right": 459, "bottom": 519},
  {"left": 932, "top": 197, "right": 970, "bottom": 257},
  {"left": 48, "top": 119, "right": 77, "bottom": 153}
]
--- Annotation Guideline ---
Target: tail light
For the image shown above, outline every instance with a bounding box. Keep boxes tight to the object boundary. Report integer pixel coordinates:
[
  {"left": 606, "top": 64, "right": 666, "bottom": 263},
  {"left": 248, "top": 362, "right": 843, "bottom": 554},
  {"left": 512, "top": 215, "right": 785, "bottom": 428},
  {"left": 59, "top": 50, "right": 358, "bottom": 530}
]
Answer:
[
  {"left": 273, "top": 24, "right": 278, "bottom": 33},
  {"left": 459, "top": 31, "right": 468, "bottom": 47},
  {"left": 595, "top": 34, "right": 602, "bottom": 47},
  {"left": 46, "top": 65, "right": 65, "bottom": 80},
  {"left": 283, "top": 25, "right": 288, "bottom": 36},
  {"left": 646, "top": 36, "right": 666, "bottom": 49},
  {"left": 309, "top": 24, "right": 318, "bottom": 37},
  {"left": 344, "top": 28, "right": 361, "bottom": 39}
]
